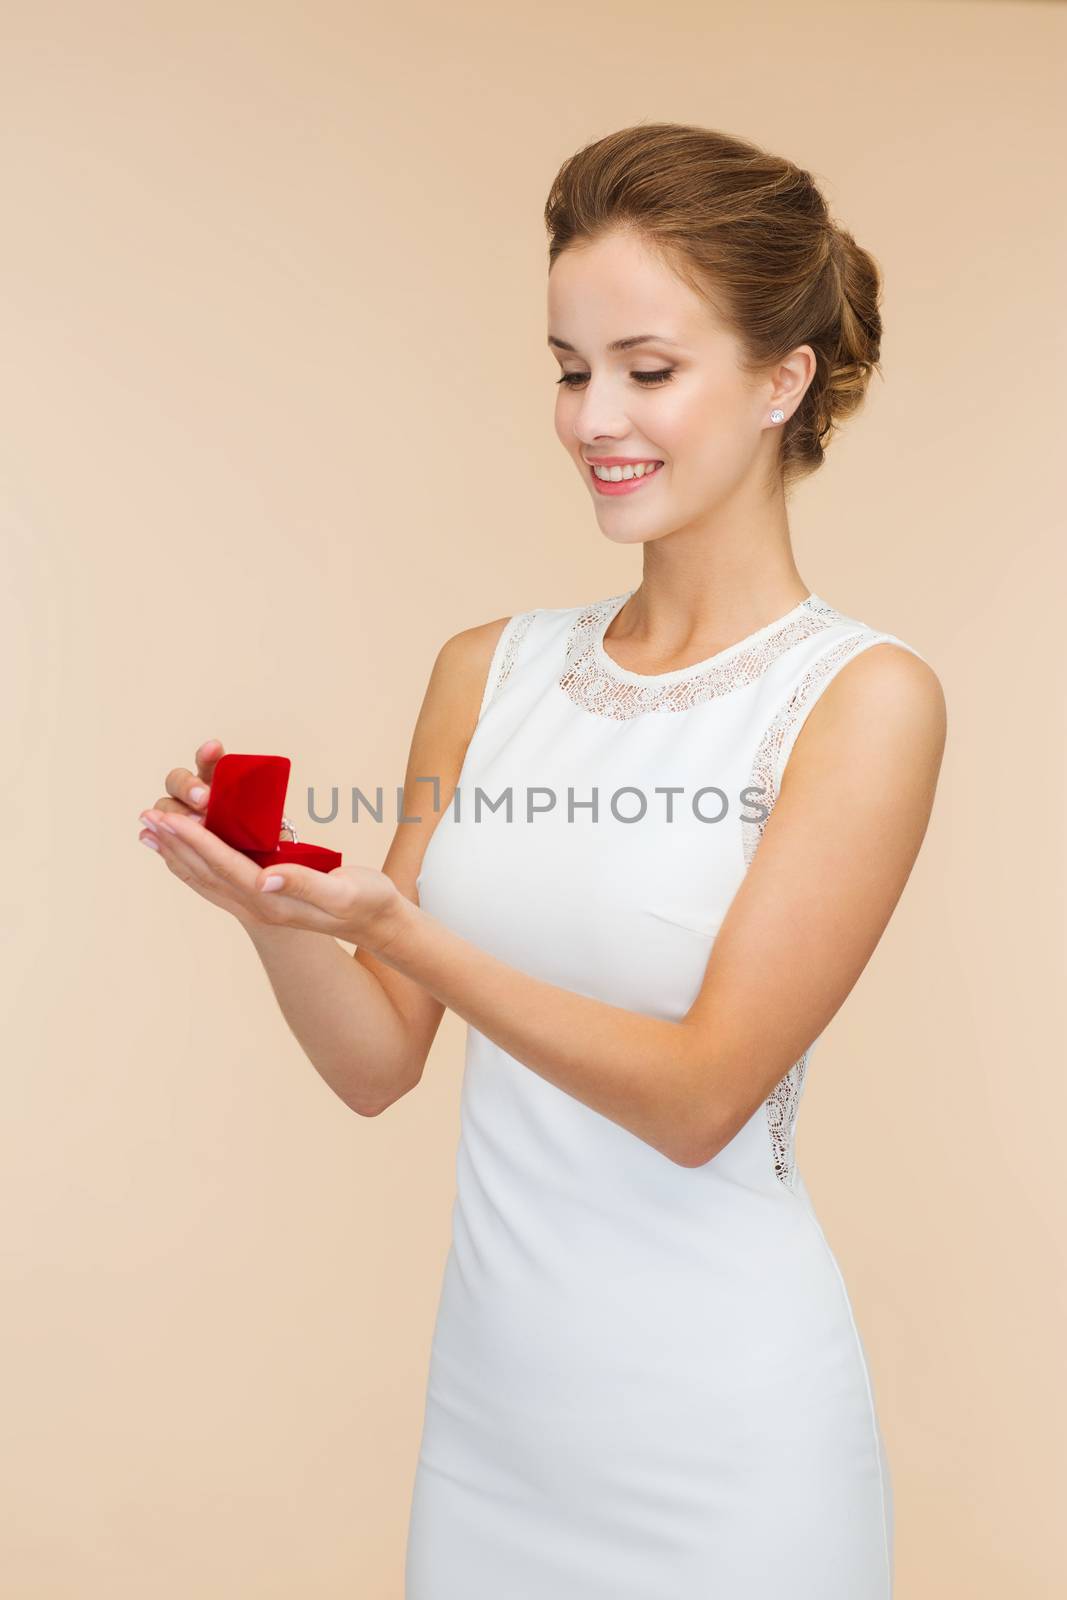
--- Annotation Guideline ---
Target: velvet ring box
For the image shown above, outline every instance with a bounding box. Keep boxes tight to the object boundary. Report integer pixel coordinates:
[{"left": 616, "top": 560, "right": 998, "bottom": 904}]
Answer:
[{"left": 203, "top": 753, "right": 342, "bottom": 873}]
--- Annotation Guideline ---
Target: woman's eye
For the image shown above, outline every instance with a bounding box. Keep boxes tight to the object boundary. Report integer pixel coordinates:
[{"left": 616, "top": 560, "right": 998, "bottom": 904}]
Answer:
[{"left": 556, "top": 369, "right": 676, "bottom": 389}]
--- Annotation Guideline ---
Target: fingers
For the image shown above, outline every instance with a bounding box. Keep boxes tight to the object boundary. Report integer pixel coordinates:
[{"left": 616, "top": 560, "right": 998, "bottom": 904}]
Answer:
[
  {"left": 143, "top": 796, "right": 204, "bottom": 832},
  {"left": 145, "top": 809, "right": 260, "bottom": 889},
  {"left": 159, "top": 739, "right": 224, "bottom": 816},
  {"left": 257, "top": 863, "right": 349, "bottom": 916},
  {"left": 154, "top": 742, "right": 224, "bottom": 825},
  {"left": 195, "top": 738, "right": 225, "bottom": 789},
  {"left": 164, "top": 762, "right": 211, "bottom": 813},
  {"left": 253, "top": 863, "right": 385, "bottom": 936},
  {"left": 246, "top": 862, "right": 345, "bottom": 932},
  {"left": 141, "top": 813, "right": 215, "bottom": 887},
  {"left": 139, "top": 809, "right": 269, "bottom": 921},
  {"left": 138, "top": 811, "right": 348, "bottom": 936}
]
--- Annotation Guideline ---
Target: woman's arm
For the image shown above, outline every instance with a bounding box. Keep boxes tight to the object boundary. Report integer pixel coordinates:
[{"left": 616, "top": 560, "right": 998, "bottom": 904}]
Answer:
[
  {"left": 141, "top": 617, "right": 512, "bottom": 1117},
  {"left": 367, "top": 642, "right": 947, "bottom": 1166},
  {"left": 237, "top": 922, "right": 411, "bottom": 1116},
  {"left": 239, "top": 619, "right": 514, "bottom": 1114},
  {"left": 339, "top": 616, "right": 514, "bottom": 1106}
]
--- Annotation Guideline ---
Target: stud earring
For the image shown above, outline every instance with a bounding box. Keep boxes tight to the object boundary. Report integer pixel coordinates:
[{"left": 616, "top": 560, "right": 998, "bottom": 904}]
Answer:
[{"left": 770, "top": 409, "right": 785, "bottom": 423}]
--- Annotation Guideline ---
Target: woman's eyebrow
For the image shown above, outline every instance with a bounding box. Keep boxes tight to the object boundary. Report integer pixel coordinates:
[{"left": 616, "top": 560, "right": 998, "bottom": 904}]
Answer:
[{"left": 548, "top": 333, "right": 681, "bottom": 353}]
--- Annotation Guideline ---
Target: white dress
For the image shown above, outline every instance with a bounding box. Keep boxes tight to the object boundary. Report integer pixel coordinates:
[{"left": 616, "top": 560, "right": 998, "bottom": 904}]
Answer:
[{"left": 404, "top": 588, "right": 925, "bottom": 1600}]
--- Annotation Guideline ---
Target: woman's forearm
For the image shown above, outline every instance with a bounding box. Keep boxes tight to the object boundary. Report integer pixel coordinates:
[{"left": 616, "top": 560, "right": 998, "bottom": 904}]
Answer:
[
  {"left": 240, "top": 921, "right": 417, "bottom": 1116},
  {"left": 371, "top": 899, "right": 708, "bottom": 1165}
]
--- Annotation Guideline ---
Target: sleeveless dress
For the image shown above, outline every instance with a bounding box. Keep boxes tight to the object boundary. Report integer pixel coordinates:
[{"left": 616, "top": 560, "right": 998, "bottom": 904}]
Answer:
[{"left": 404, "top": 588, "right": 926, "bottom": 1600}]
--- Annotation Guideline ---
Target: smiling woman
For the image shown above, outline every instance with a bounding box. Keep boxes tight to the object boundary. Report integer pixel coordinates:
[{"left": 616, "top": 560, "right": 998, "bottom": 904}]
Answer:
[
  {"left": 139, "top": 118, "right": 945, "bottom": 1600},
  {"left": 396, "top": 121, "right": 946, "bottom": 1600}
]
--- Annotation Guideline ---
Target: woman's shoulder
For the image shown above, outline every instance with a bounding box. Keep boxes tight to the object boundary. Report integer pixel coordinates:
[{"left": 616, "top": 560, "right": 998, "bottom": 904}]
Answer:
[
  {"left": 434, "top": 592, "right": 604, "bottom": 663},
  {"left": 430, "top": 595, "right": 607, "bottom": 729},
  {"left": 809, "top": 592, "right": 944, "bottom": 697},
  {"left": 784, "top": 597, "right": 947, "bottom": 783}
]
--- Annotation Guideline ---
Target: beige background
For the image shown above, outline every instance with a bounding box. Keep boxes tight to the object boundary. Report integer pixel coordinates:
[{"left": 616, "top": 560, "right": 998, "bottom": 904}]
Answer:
[{"left": 2, "top": 1, "right": 1063, "bottom": 1594}]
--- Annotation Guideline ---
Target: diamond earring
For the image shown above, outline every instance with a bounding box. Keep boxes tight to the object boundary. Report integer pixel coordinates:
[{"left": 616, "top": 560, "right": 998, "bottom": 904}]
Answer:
[{"left": 770, "top": 408, "right": 785, "bottom": 423}]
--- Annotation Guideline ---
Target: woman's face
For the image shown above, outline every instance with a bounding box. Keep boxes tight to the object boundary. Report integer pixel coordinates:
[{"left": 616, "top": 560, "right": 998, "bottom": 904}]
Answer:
[{"left": 548, "top": 228, "right": 806, "bottom": 545}]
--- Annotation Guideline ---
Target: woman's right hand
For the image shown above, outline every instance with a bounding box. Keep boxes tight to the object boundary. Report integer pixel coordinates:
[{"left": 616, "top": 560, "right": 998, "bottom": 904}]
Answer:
[
  {"left": 142, "top": 736, "right": 224, "bottom": 828},
  {"left": 138, "top": 737, "right": 260, "bottom": 926}
]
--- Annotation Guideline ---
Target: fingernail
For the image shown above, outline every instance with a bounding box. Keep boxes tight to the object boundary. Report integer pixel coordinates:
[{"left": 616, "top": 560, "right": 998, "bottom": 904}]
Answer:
[
  {"left": 261, "top": 875, "right": 285, "bottom": 892},
  {"left": 190, "top": 786, "right": 207, "bottom": 805},
  {"left": 139, "top": 815, "right": 158, "bottom": 832},
  {"left": 140, "top": 811, "right": 175, "bottom": 834},
  {"left": 141, "top": 835, "right": 160, "bottom": 852}
]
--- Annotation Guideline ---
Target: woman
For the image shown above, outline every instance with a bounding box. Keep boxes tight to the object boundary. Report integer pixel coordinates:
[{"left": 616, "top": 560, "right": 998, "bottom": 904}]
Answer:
[{"left": 138, "top": 123, "right": 946, "bottom": 1598}]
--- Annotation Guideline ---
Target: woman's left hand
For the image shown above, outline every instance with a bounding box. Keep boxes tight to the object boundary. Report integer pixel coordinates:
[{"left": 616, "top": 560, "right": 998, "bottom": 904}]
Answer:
[{"left": 139, "top": 806, "right": 404, "bottom": 950}]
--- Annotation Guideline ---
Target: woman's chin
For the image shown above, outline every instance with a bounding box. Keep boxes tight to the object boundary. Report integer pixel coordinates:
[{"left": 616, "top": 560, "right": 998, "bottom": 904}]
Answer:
[{"left": 597, "top": 521, "right": 668, "bottom": 548}]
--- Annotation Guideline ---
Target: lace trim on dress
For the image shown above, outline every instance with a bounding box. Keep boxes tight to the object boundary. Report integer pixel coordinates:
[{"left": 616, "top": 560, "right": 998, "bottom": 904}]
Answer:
[
  {"left": 764, "top": 1055, "right": 811, "bottom": 1191},
  {"left": 558, "top": 593, "right": 844, "bottom": 719},
  {"left": 742, "top": 630, "right": 877, "bottom": 868},
  {"left": 741, "top": 629, "right": 877, "bottom": 1190},
  {"left": 483, "top": 610, "right": 539, "bottom": 718}
]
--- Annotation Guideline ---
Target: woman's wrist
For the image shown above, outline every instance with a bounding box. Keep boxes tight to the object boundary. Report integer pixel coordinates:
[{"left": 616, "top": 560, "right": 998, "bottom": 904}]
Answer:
[{"left": 363, "top": 891, "right": 419, "bottom": 963}]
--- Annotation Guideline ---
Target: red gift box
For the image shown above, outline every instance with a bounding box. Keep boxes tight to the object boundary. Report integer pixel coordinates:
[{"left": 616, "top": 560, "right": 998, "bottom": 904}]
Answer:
[{"left": 203, "top": 754, "right": 342, "bottom": 873}]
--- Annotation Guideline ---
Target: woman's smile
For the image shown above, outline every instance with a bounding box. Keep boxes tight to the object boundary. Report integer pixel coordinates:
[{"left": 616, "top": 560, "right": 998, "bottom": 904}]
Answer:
[{"left": 585, "top": 457, "right": 665, "bottom": 495}]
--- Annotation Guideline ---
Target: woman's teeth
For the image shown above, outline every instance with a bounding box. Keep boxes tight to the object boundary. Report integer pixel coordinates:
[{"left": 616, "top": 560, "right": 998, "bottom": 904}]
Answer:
[{"left": 591, "top": 461, "right": 663, "bottom": 482}]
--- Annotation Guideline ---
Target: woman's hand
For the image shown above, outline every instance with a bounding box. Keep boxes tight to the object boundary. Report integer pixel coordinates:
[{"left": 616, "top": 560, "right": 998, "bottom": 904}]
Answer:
[
  {"left": 138, "top": 739, "right": 404, "bottom": 949},
  {"left": 140, "top": 736, "right": 224, "bottom": 826}
]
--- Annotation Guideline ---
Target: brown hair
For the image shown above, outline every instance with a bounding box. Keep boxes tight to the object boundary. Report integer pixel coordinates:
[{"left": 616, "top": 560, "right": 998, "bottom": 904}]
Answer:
[{"left": 544, "top": 122, "right": 883, "bottom": 490}]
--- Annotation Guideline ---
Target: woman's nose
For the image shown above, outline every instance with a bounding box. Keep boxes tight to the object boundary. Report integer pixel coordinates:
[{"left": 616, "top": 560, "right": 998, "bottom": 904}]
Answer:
[
  {"left": 573, "top": 406, "right": 630, "bottom": 446},
  {"left": 567, "top": 376, "right": 629, "bottom": 439}
]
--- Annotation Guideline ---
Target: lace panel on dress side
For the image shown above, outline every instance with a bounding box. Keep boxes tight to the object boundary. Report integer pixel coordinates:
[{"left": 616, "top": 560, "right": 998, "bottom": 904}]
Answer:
[
  {"left": 483, "top": 610, "right": 539, "bottom": 718},
  {"left": 741, "top": 630, "right": 875, "bottom": 1190},
  {"left": 558, "top": 593, "right": 843, "bottom": 718}
]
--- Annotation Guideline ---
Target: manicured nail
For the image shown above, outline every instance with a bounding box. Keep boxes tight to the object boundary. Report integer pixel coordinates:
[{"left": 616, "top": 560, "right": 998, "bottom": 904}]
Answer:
[
  {"left": 139, "top": 814, "right": 158, "bottom": 832},
  {"left": 189, "top": 786, "right": 207, "bottom": 805},
  {"left": 141, "top": 835, "right": 160, "bottom": 852},
  {"left": 261, "top": 875, "right": 285, "bottom": 892},
  {"left": 140, "top": 811, "right": 174, "bottom": 834}
]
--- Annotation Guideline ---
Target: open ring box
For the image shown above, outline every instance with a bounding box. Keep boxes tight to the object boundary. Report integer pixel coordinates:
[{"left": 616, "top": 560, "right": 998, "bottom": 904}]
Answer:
[{"left": 203, "top": 753, "right": 342, "bottom": 873}]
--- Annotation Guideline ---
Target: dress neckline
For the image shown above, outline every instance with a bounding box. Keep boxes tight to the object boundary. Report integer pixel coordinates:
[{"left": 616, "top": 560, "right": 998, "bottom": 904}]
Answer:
[{"left": 593, "top": 587, "right": 820, "bottom": 687}]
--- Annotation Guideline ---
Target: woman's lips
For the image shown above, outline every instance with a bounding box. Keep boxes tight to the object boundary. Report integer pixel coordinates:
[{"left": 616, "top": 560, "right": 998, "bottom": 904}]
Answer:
[{"left": 588, "top": 461, "right": 664, "bottom": 497}]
